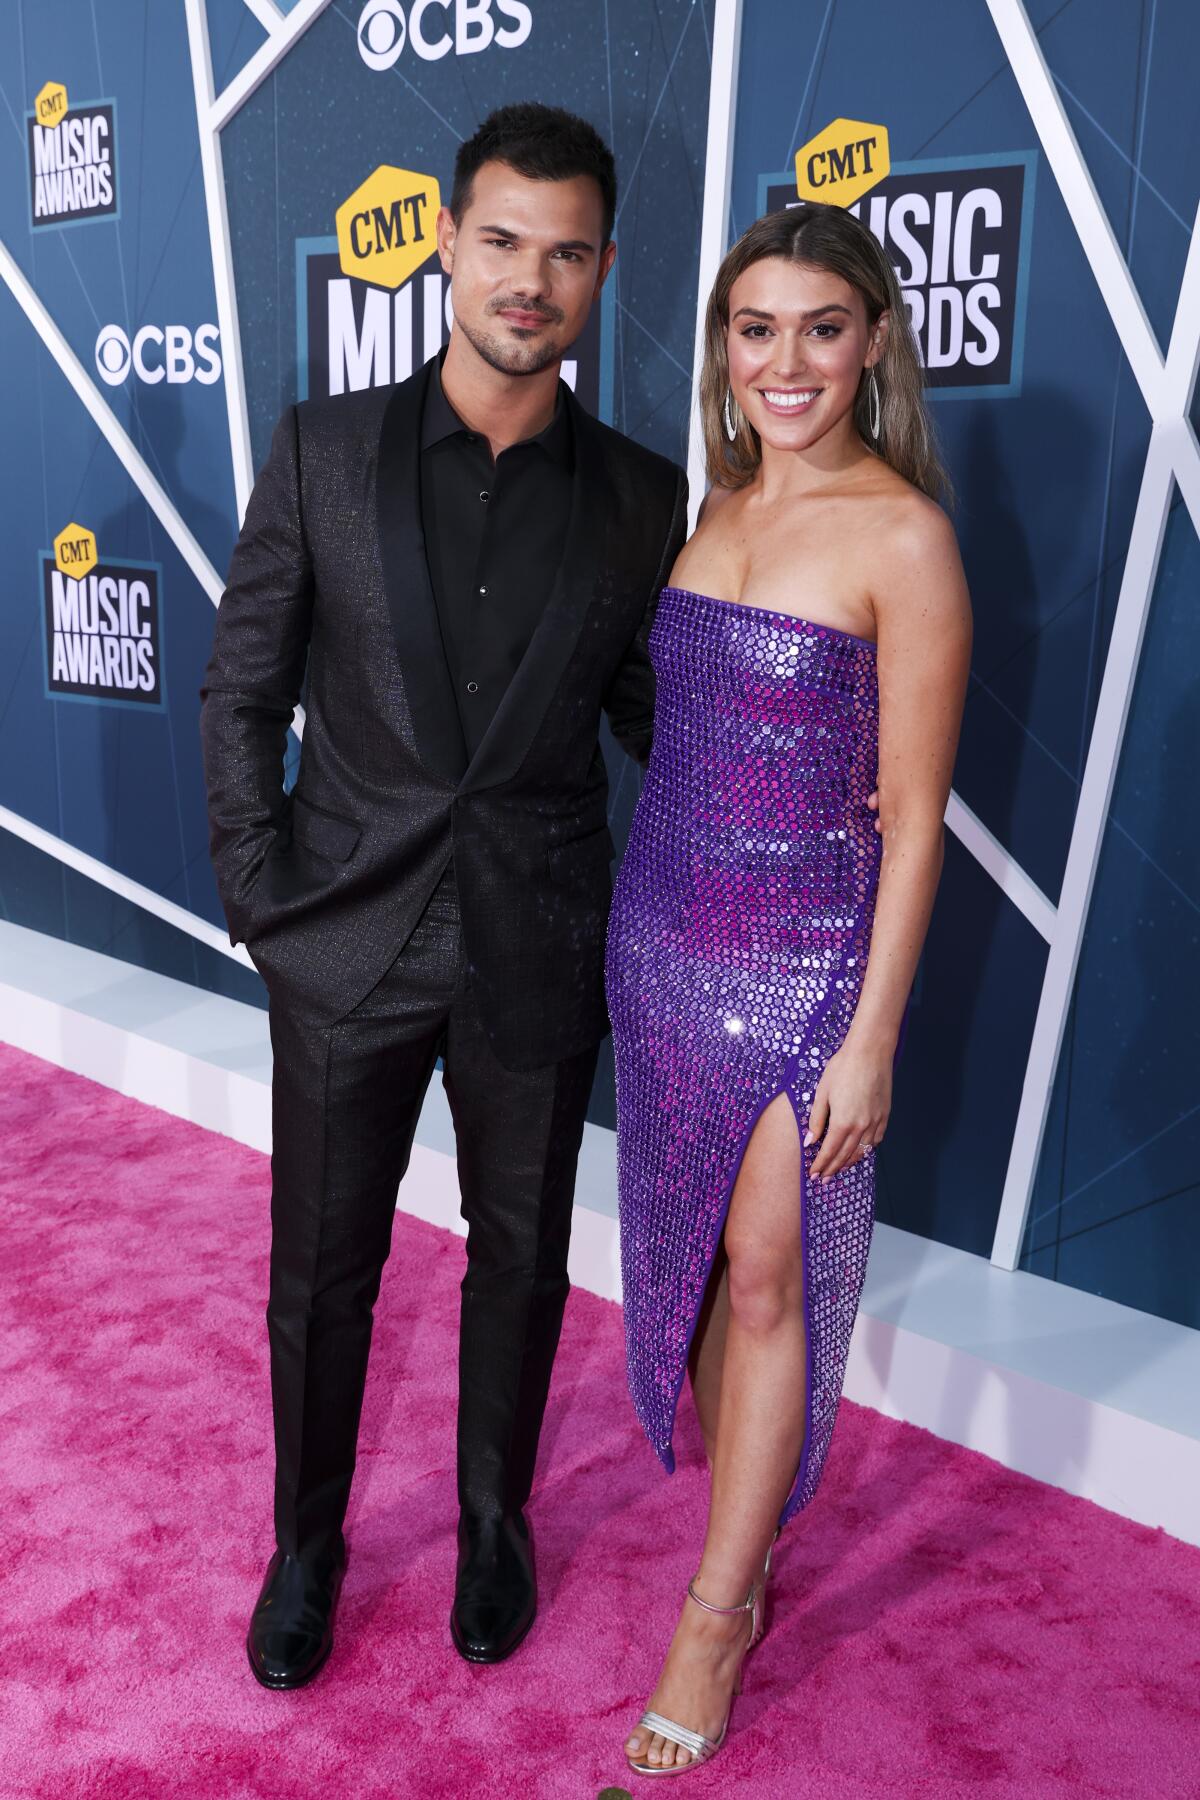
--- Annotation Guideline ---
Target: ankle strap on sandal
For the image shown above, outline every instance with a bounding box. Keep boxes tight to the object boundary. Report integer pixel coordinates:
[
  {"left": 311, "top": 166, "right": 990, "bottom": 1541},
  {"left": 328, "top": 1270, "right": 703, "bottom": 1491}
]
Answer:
[{"left": 686, "top": 1576, "right": 755, "bottom": 1616}]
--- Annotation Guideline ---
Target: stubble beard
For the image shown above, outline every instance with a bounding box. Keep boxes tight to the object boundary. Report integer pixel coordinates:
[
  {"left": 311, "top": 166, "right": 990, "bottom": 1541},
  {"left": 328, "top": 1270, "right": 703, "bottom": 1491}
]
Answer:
[{"left": 454, "top": 304, "right": 571, "bottom": 378}]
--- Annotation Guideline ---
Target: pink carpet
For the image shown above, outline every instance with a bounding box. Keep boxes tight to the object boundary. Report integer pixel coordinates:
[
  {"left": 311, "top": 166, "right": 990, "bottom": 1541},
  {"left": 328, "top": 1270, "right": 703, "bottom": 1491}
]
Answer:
[{"left": 1, "top": 1042, "right": 1198, "bottom": 1800}]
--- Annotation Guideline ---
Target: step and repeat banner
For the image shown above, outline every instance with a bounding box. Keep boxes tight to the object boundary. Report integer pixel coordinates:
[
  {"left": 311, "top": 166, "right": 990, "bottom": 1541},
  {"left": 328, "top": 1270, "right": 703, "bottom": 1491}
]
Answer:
[
  {"left": 726, "top": 3, "right": 1198, "bottom": 1323},
  {"left": 1, "top": 0, "right": 1196, "bottom": 1328},
  {"left": 0, "top": 0, "right": 711, "bottom": 1060}
]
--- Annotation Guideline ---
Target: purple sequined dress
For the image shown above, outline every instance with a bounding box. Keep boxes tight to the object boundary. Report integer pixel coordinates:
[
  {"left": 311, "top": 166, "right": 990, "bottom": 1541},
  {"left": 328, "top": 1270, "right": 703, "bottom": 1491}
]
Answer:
[{"left": 606, "top": 584, "right": 906, "bottom": 1527}]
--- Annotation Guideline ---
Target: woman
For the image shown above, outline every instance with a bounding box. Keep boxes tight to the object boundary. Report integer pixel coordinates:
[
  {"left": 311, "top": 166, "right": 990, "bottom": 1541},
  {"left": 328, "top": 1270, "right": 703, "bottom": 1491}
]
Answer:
[{"left": 605, "top": 202, "right": 971, "bottom": 1775}]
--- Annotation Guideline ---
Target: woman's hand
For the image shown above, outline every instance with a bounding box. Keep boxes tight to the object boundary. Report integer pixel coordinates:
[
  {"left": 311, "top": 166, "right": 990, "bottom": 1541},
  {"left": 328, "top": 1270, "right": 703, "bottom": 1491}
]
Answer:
[{"left": 803, "top": 1039, "right": 893, "bottom": 1181}]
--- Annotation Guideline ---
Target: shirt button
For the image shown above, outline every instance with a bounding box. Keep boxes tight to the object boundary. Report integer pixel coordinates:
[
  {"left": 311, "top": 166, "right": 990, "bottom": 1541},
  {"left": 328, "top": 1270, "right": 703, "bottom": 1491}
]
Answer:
[
  {"left": 478, "top": 585, "right": 488, "bottom": 595},
  {"left": 479, "top": 490, "right": 489, "bottom": 503},
  {"left": 466, "top": 681, "right": 479, "bottom": 694}
]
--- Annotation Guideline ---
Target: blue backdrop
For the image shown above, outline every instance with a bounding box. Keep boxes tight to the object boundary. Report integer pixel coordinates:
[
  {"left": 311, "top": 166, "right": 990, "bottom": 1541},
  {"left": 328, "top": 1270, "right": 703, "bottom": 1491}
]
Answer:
[
  {"left": 1, "top": 0, "right": 1196, "bottom": 1330},
  {"left": 724, "top": 1, "right": 1198, "bottom": 1321}
]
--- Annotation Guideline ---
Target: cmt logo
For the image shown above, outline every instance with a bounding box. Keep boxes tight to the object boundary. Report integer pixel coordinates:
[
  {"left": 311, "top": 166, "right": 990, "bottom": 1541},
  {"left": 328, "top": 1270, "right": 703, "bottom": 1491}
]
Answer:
[
  {"left": 27, "top": 80, "right": 118, "bottom": 229},
  {"left": 356, "top": 0, "right": 531, "bottom": 67},
  {"left": 94, "top": 323, "right": 222, "bottom": 387},
  {"left": 42, "top": 524, "right": 163, "bottom": 708},
  {"left": 336, "top": 164, "right": 441, "bottom": 289},
  {"left": 54, "top": 523, "right": 97, "bottom": 575},
  {"left": 795, "top": 118, "right": 890, "bottom": 207},
  {"left": 35, "top": 81, "right": 68, "bottom": 125}
]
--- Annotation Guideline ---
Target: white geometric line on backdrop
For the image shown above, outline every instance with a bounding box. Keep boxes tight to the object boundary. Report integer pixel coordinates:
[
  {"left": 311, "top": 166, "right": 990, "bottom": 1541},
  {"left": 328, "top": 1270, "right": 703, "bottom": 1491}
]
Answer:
[
  {"left": 946, "top": 792, "right": 1055, "bottom": 943},
  {"left": 0, "top": 227, "right": 309, "bottom": 754},
  {"left": 0, "top": 804, "right": 253, "bottom": 969},
  {"left": 186, "top": 0, "right": 256, "bottom": 524},
  {"left": 988, "top": 2, "right": 1167, "bottom": 407},
  {"left": 985, "top": 0, "right": 1200, "bottom": 1266},
  {"left": 686, "top": 0, "right": 743, "bottom": 534},
  {"left": 0, "top": 238, "right": 225, "bottom": 603},
  {"left": 986, "top": 0, "right": 1200, "bottom": 520},
  {"left": 210, "top": 0, "right": 337, "bottom": 133},
  {"left": 241, "top": 0, "right": 286, "bottom": 34},
  {"left": 990, "top": 433, "right": 1177, "bottom": 1268}
]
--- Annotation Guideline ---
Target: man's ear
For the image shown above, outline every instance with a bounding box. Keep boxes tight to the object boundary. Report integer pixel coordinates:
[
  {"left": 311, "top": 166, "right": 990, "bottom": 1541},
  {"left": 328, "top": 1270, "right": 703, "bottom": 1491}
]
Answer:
[
  {"left": 594, "top": 237, "right": 617, "bottom": 298},
  {"left": 435, "top": 205, "right": 457, "bottom": 277}
]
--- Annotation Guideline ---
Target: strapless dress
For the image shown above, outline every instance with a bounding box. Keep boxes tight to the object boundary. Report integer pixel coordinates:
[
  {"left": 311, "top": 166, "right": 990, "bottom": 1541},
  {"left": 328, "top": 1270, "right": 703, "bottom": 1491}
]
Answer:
[{"left": 605, "top": 584, "right": 907, "bottom": 1523}]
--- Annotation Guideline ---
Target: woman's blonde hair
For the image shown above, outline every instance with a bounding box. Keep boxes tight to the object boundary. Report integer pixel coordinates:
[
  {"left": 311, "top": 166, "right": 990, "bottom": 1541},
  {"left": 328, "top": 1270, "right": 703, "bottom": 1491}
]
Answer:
[{"left": 700, "top": 202, "right": 952, "bottom": 504}]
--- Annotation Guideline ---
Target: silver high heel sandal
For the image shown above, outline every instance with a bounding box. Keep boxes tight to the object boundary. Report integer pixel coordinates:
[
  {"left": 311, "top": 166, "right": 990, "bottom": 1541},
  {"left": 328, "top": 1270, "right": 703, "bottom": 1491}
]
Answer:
[{"left": 626, "top": 1578, "right": 756, "bottom": 1778}]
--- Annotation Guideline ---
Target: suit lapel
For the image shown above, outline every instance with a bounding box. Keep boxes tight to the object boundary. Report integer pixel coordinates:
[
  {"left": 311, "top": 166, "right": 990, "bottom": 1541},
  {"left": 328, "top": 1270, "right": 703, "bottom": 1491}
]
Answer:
[
  {"left": 458, "top": 388, "right": 610, "bottom": 797},
  {"left": 376, "top": 360, "right": 468, "bottom": 784}
]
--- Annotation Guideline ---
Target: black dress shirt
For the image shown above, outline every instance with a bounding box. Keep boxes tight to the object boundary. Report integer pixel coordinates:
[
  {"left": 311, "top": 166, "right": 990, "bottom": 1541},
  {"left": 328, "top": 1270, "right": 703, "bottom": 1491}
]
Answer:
[{"left": 419, "top": 354, "right": 575, "bottom": 765}]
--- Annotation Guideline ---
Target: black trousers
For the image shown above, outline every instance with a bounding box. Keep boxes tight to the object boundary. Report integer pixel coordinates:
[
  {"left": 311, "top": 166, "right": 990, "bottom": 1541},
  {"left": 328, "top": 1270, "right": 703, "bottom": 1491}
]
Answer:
[{"left": 263, "top": 862, "right": 600, "bottom": 1560}]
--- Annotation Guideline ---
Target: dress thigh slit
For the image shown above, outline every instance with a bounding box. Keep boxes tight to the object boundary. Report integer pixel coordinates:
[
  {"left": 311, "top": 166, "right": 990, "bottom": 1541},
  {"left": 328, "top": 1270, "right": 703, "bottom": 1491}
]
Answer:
[{"left": 660, "top": 1047, "right": 871, "bottom": 1532}]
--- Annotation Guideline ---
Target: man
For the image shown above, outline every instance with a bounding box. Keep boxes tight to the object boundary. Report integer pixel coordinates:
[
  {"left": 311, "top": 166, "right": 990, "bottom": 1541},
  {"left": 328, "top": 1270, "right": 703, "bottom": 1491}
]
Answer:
[{"left": 200, "top": 103, "right": 687, "bottom": 1687}]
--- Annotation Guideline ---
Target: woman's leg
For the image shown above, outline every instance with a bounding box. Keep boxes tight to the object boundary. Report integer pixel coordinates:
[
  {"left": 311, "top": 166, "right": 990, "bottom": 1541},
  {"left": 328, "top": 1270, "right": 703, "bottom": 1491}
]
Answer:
[
  {"left": 626, "top": 1093, "right": 807, "bottom": 1770},
  {"left": 686, "top": 1245, "right": 729, "bottom": 1466}
]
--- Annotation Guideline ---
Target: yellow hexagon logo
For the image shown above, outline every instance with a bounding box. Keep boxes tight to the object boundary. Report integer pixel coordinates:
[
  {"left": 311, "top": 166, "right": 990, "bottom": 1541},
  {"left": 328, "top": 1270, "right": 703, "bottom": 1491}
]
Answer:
[
  {"left": 54, "top": 522, "right": 97, "bottom": 578},
  {"left": 35, "top": 82, "right": 69, "bottom": 126},
  {"left": 795, "top": 119, "right": 890, "bottom": 207},
  {"left": 335, "top": 166, "right": 441, "bottom": 290}
]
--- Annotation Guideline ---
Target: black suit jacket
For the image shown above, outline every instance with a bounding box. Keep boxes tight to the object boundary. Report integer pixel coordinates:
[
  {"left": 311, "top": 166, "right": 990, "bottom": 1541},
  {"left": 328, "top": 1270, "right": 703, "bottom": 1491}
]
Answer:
[{"left": 199, "top": 356, "right": 687, "bottom": 1068}]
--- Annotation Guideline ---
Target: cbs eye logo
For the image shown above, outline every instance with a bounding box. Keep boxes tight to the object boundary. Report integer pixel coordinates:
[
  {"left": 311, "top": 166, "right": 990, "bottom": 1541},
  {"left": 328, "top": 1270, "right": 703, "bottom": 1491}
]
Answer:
[
  {"left": 95, "top": 322, "right": 222, "bottom": 386},
  {"left": 357, "top": 0, "right": 404, "bottom": 65},
  {"left": 357, "top": 0, "right": 531, "bottom": 68}
]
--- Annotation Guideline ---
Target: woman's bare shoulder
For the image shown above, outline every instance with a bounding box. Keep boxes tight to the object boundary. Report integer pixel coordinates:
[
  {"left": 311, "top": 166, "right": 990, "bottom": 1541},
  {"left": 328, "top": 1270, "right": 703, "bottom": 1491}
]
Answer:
[
  {"left": 863, "top": 473, "right": 970, "bottom": 647},
  {"left": 857, "top": 462, "right": 957, "bottom": 561},
  {"left": 695, "top": 481, "right": 740, "bottom": 529}
]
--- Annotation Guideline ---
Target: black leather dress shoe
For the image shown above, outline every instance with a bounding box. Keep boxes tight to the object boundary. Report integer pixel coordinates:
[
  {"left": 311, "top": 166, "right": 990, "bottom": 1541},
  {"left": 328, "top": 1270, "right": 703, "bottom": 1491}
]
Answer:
[
  {"left": 246, "top": 1543, "right": 346, "bottom": 1689},
  {"left": 450, "top": 1511, "right": 536, "bottom": 1664}
]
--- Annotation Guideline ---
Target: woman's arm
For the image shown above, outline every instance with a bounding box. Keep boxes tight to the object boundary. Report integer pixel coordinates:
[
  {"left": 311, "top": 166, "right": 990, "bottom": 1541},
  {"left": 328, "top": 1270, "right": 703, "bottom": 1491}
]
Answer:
[{"left": 807, "top": 495, "right": 972, "bottom": 1181}]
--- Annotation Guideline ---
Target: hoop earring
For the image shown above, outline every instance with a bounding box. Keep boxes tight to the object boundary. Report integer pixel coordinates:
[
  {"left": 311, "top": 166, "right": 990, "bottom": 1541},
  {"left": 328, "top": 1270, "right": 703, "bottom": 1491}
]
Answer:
[
  {"left": 868, "top": 368, "right": 881, "bottom": 442},
  {"left": 723, "top": 387, "right": 739, "bottom": 443}
]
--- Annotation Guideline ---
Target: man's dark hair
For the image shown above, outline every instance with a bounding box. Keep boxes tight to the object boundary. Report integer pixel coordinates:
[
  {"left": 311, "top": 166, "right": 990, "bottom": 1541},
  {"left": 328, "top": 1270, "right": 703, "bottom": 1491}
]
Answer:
[{"left": 450, "top": 103, "right": 617, "bottom": 246}]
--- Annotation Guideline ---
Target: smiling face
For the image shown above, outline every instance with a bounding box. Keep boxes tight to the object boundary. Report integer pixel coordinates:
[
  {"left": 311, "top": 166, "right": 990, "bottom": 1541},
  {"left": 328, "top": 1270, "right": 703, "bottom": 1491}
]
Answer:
[
  {"left": 436, "top": 160, "right": 616, "bottom": 378},
  {"left": 725, "top": 256, "right": 887, "bottom": 455}
]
